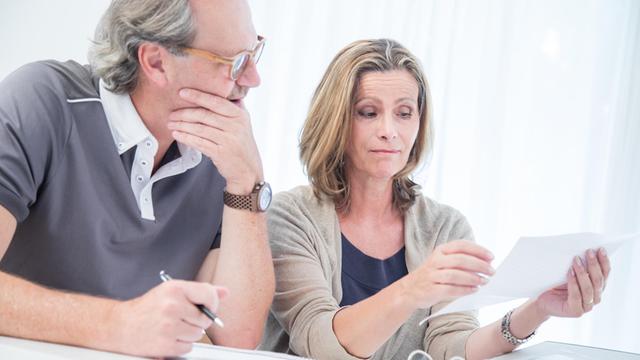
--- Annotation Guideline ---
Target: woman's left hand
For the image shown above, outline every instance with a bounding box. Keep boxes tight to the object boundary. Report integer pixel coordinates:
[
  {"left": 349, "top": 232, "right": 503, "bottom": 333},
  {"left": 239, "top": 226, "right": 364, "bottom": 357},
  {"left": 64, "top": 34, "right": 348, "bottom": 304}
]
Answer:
[{"left": 534, "top": 248, "right": 611, "bottom": 317}]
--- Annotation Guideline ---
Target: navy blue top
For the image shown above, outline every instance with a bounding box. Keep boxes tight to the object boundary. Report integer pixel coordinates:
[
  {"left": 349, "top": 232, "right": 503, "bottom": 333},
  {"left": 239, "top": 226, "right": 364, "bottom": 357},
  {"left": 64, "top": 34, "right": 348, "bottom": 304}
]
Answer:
[{"left": 340, "top": 233, "right": 408, "bottom": 306}]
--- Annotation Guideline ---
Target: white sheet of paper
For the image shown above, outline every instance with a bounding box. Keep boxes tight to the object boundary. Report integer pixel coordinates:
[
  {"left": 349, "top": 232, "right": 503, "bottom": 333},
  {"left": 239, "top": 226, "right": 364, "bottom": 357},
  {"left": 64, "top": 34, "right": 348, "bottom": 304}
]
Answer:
[
  {"left": 182, "top": 343, "right": 310, "bottom": 360},
  {"left": 420, "top": 232, "right": 640, "bottom": 325}
]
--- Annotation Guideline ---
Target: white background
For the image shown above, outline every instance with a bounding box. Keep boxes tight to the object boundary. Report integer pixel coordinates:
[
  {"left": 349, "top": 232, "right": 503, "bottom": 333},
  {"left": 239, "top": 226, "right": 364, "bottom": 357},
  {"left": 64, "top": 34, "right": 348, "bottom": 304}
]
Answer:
[{"left": 1, "top": 0, "right": 639, "bottom": 354}]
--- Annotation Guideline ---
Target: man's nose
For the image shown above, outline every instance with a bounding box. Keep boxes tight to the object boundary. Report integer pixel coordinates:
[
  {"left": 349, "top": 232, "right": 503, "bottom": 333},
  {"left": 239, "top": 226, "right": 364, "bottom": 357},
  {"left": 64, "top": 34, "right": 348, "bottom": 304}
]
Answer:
[{"left": 236, "top": 60, "right": 261, "bottom": 88}]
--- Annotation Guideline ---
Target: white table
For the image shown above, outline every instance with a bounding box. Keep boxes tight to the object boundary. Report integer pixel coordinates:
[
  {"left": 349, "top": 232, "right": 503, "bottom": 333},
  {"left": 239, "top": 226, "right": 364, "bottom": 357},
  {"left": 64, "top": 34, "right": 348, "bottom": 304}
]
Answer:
[
  {"left": 3, "top": 336, "right": 638, "bottom": 360},
  {"left": 493, "top": 341, "right": 640, "bottom": 360},
  {"left": 0, "top": 336, "right": 306, "bottom": 360}
]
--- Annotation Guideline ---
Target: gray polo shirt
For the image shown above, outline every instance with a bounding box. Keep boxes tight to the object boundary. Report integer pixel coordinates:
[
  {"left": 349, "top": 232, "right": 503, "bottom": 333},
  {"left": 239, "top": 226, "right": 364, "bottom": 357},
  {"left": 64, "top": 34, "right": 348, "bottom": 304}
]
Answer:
[{"left": 0, "top": 60, "right": 225, "bottom": 300}]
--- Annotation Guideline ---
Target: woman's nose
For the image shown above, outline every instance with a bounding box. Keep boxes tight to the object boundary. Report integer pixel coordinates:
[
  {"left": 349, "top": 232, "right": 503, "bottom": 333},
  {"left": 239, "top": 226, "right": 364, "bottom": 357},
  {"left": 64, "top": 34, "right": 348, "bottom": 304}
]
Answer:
[{"left": 377, "top": 113, "right": 397, "bottom": 140}]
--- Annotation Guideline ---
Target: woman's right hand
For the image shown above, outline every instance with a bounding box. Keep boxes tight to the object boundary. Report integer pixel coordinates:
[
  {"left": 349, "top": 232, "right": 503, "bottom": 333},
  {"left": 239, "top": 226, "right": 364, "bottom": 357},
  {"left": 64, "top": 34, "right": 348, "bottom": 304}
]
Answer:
[{"left": 399, "top": 240, "right": 495, "bottom": 309}]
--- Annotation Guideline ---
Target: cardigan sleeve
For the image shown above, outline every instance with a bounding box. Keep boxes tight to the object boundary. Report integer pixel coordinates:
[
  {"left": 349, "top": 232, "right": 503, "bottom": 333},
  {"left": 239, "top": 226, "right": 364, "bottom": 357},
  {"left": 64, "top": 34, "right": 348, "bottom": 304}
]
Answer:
[
  {"left": 267, "top": 192, "right": 363, "bottom": 359},
  {"left": 422, "top": 209, "right": 480, "bottom": 360}
]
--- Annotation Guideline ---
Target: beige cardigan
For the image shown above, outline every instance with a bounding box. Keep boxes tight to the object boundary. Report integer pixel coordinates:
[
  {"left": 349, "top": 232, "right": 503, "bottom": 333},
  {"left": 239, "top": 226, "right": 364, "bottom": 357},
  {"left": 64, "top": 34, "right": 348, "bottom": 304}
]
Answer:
[{"left": 260, "top": 186, "right": 479, "bottom": 360}]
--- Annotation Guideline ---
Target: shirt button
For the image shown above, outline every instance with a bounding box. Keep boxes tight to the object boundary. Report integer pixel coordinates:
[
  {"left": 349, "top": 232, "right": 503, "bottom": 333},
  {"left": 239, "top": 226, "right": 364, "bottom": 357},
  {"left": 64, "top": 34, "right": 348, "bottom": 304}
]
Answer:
[
  {"left": 117, "top": 143, "right": 124, "bottom": 149},
  {"left": 144, "top": 197, "right": 150, "bottom": 202},
  {"left": 145, "top": 141, "right": 152, "bottom": 148},
  {"left": 136, "top": 175, "right": 144, "bottom": 182},
  {"left": 140, "top": 160, "right": 148, "bottom": 166}
]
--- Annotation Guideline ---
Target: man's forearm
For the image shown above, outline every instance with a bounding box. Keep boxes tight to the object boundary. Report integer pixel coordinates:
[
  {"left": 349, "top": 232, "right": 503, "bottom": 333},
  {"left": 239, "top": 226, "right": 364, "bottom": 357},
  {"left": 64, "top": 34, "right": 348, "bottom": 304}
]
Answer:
[
  {"left": 209, "top": 206, "right": 275, "bottom": 348},
  {"left": 0, "top": 271, "right": 118, "bottom": 350}
]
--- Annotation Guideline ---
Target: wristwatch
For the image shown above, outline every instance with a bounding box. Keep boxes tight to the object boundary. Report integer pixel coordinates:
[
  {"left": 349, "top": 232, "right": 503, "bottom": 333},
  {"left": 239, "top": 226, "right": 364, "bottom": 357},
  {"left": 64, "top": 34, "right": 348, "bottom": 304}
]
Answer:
[{"left": 223, "top": 181, "right": 272, "bottom": 212}]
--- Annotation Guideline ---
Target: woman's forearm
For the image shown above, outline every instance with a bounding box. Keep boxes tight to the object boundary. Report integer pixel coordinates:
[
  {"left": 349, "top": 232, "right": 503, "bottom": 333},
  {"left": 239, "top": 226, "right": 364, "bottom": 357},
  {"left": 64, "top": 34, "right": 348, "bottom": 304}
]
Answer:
[
  {"left": 465, "top": 299, "right": 550, "bottom": 360},
  {"left": 332, "top": 278, "right": 417, "bottom": 358}
]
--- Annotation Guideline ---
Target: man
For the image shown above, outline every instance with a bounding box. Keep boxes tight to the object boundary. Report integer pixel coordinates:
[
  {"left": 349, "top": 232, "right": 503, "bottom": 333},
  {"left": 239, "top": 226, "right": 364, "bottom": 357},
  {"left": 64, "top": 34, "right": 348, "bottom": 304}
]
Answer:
[{"left": 0, "top": 0, "right": 274, "bottom": 357}]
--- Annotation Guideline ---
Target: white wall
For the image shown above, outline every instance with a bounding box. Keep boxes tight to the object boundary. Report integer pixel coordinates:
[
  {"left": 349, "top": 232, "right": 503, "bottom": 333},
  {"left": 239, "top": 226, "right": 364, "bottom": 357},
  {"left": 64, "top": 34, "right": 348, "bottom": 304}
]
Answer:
[{"left": 0, "top": 1, "right": 110, "bottom": 77}]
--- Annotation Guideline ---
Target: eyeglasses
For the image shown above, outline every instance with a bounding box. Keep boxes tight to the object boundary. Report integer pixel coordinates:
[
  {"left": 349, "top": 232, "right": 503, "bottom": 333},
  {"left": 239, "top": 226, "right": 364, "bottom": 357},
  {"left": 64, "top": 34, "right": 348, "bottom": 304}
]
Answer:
[{"left": 183, "top": 35, "right": 265, "bottom": 80}]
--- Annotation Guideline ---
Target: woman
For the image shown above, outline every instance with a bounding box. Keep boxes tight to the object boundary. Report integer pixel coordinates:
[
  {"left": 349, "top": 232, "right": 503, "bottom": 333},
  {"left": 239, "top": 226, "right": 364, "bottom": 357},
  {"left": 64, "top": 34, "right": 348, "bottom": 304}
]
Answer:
[{"left": 261, "top": 39, "right": 610, "bottom": 360}]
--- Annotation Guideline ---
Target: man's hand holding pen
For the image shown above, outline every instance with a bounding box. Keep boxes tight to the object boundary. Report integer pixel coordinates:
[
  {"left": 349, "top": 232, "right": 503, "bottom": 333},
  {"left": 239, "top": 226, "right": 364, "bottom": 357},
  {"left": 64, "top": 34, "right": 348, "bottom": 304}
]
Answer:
[{"left": 108, "top": 279, "right": 228, "bottom": 357}]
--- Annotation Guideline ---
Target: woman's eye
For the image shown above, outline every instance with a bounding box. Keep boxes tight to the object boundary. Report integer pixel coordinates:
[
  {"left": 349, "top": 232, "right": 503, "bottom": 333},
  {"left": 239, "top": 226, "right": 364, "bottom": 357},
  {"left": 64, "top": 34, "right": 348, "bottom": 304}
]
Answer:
[
  {"left": 398, "top": 112, "right": 412, "bottom": 118},
  {"left": 357, "top": 110, "right": 377, "bottom": 118}
]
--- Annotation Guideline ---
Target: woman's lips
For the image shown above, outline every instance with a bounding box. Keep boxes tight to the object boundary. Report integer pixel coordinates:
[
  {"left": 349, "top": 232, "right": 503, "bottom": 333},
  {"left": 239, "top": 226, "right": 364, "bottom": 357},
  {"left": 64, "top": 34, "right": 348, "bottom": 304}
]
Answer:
[{"left": 370, "top": 149, "right": 400, "bottom": 154}]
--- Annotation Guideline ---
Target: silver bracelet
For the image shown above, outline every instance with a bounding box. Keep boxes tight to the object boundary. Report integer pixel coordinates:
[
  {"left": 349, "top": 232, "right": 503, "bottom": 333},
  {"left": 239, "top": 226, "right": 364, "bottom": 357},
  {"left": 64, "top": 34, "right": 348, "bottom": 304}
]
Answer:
[{"left": 500, "top": 309, "right": 536, "bottom": 345}]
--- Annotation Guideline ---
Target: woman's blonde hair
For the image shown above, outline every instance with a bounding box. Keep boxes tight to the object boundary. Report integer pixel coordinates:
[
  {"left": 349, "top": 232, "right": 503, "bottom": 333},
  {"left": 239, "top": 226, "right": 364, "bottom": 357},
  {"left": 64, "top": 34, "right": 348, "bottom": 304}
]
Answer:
[{"left": 300, "top": 39, "right": 433, "bottom": 213}]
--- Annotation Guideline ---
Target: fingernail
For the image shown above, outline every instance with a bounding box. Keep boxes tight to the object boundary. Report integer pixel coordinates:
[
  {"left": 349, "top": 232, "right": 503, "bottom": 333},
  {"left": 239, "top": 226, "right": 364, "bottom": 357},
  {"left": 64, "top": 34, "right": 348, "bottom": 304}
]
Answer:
[
  {"left": 588, "top": 249, "right": 596, "bottom": 259},
  {"left": 570, "top": 268, "right": 575, "bottom": 276},
  {"left": 575, "top": 256, "right": 583, "bottom": 268},
  {"left": 179, "top": 89, "right": 189, "bottom": 97},
  {"left": 600, "top": 248, "right": 607, "bottom": 256},
  {"left": 487, "top": 251, "right": 495, "bottom": 260}
]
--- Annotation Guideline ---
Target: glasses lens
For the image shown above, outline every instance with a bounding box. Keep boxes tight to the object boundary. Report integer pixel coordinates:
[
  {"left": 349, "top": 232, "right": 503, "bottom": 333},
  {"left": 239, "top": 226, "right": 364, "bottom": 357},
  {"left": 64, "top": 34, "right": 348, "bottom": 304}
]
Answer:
[
  {"left": 231, "top": 54, "right": 249, "bottom": 80},
  {"left": 252, "top": 41, "right": 265, "bottom": 65}
]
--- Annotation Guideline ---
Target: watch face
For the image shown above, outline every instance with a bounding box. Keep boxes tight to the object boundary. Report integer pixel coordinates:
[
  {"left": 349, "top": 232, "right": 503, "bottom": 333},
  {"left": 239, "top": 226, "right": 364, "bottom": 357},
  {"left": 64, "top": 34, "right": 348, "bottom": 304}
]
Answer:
[{"left": 258, "top": 183, "right": 272, "bottom": 211}]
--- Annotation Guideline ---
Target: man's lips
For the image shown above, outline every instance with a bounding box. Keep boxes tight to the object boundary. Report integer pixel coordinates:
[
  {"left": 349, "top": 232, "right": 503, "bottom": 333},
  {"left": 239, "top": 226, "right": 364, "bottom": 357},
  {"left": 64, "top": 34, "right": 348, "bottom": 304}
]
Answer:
[{"left": 229, "top": 97, "right": 245, "bottom": 108}]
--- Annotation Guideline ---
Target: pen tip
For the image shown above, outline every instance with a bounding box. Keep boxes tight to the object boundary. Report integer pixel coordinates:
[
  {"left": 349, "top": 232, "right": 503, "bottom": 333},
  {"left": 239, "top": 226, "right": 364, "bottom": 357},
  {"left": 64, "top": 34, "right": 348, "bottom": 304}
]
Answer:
[{"left": 215, "top": 318, "right": 225, "bottom": 328}]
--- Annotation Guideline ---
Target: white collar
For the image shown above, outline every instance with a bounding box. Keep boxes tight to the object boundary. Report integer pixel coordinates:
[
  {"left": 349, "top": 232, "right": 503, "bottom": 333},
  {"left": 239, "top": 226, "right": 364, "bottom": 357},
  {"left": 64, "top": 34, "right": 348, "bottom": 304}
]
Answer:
[
  {"left": 99, "top": 79, "right": 152, "bottom": 155},
  {"left": 99, "top": 79, "right": 202, "bottom": 165},
  {"left": 98, "top": 80, "right": 203, "bottom": 221}
]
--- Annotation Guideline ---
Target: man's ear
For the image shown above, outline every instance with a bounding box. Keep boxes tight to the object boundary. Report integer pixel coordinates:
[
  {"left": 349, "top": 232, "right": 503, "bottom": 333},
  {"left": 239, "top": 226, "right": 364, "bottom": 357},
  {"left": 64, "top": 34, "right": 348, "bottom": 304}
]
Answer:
[{"left": 137, "top": 42, "right": 171, "bottom": 87}]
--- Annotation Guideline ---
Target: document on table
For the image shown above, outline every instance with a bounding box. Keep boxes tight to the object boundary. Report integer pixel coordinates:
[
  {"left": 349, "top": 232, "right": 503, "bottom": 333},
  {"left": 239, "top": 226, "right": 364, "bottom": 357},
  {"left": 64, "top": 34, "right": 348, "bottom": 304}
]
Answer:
[
  {"left": 181, "top": 343, "right": 310, "bottom": 360},
  {"left": 420, "top": 232, "right": 640, "bottom": 324},
  {"left": 0, "top": 335, "right": 310, "bottom": 360}
]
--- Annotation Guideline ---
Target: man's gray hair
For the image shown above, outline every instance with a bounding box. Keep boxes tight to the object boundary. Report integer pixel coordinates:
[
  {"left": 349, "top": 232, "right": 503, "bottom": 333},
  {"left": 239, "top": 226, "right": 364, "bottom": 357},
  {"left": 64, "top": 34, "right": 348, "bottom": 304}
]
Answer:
[{"left": 88, "top": 0, "right": 196, "bottom": 94}]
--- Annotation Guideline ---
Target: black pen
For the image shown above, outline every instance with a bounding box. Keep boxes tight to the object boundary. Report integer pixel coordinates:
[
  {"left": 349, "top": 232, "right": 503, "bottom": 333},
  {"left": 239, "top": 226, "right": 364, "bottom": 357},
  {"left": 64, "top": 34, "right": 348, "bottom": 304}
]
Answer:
[{"left": 159, "top": 270, "right": 225, "bottom": 328}]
